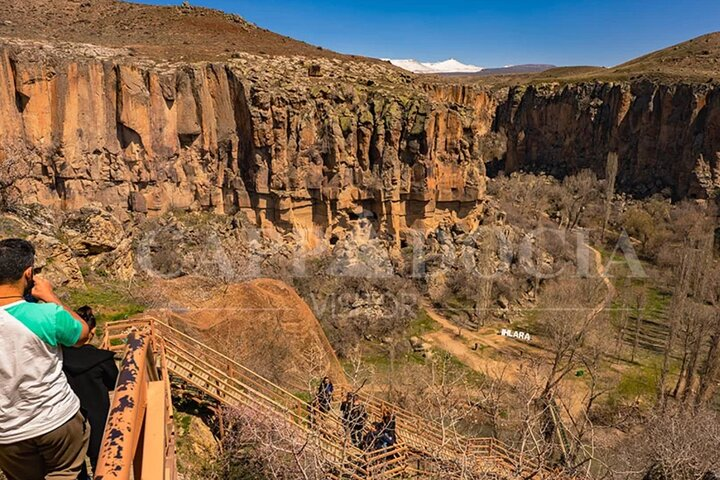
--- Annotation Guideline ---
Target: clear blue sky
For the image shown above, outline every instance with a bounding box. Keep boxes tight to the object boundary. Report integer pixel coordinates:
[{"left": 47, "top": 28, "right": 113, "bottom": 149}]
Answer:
[{"left": 139, "top": 0, "right": 720, "bottom": 67}]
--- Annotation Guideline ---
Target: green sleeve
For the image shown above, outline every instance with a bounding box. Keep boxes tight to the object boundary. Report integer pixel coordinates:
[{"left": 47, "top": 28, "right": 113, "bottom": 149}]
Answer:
[{"left": 54, "top": 305, "right": 83, "bottom": 347}]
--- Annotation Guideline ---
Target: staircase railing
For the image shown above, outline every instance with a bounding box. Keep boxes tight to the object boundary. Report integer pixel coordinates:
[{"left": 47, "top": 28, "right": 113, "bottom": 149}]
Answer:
[
  {"left": 98, "top": 317, "right": 577, "bottom": 479},
  {"left": 100, "top": 318, "right": 408, "bottom": 479},
  {"left": 95, "top": 325, "right": 176, "bottom": 480}
]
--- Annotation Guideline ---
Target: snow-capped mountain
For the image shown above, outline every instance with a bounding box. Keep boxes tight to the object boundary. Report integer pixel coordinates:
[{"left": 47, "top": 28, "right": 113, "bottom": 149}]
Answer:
[
  {"left": 384, "top": 58, "right": 483, "bottom": 74},
  {"left": 421, "top": 59, "right": 483, "bottom": 73},
  {"left": 384, "top": 59, "right": 438, "bottom": 74}
]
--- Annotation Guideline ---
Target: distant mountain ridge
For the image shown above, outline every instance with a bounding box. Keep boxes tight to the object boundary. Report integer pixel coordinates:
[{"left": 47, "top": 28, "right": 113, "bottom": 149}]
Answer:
[
  {"left": 385, "top": 58, "right": 483, "bottom": 73},
  {"left": 386, "top": 58, "right": 556, "bottom": 76},
  {"left": 448, "top": 64, "right": 557, "bottom": 77}
]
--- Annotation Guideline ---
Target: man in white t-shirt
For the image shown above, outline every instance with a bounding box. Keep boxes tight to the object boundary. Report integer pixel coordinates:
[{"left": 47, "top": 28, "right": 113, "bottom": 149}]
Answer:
[{"left": 0, "top": 239, "right": 91, "bottom": 480}]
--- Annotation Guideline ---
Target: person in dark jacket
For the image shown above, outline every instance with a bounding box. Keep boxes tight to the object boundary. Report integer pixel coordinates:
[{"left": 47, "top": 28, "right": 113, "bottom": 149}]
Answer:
[
  {"left": 316, "top": 376, "right": 334, "bottom": 413},
  {"left": 62, "top": 306, "right": 119, "bottom": 479}
]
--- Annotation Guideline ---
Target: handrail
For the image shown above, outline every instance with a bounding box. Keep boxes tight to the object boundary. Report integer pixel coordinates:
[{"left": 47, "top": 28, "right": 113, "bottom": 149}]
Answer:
[{"left": 95, "top": 327, "right": 176, "bottom": 480}]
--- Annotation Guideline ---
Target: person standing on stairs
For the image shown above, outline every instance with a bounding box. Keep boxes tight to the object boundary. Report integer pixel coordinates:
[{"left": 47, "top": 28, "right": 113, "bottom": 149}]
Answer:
[
  {"left": 341, "top": 392, "right": 367, "bottom": 446},
  {"left": 0, "top": 239, "right": 91, "bottom": 480},
  {"left": 340, "top": 392, "right": 354, "bottom": 430},
  {"left": 62, "top": 306, "right": 119, "bottom": 480},
  {"left": 317, "top": 376, "right": 334, "bottom": 413}
]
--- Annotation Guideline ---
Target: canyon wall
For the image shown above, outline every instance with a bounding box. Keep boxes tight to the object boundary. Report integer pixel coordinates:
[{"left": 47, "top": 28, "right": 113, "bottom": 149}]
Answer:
[
  {"left": 0, "top": 42, "right": 497, "bottom": 244},
  {"left": 2, "top": 40, "right": 719, "bottom": 246},
  {"left": 497, "top": 82, "right": 720, "bottom": 199}
]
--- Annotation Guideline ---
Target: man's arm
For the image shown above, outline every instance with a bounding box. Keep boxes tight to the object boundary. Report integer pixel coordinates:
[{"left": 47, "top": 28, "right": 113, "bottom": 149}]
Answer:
[{"left": 31, "top": 276, "right": 90, "bottom": 346}]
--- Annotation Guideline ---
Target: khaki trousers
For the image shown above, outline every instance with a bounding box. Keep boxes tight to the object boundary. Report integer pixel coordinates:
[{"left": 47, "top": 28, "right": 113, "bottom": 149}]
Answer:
[{"left": 0, "top": 411, "right": 90, "bottom": 480}]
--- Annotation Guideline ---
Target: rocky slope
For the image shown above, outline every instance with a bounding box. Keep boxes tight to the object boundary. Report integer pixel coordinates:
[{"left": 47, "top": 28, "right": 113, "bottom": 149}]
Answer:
[{"left": 0, "top": 0, "right": 360, "bottom": 62}]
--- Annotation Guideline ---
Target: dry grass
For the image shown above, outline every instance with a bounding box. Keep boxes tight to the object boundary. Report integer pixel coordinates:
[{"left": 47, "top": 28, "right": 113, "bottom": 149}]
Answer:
[{"left": 0, "top": 0, "right": 382, "bottom": 63}]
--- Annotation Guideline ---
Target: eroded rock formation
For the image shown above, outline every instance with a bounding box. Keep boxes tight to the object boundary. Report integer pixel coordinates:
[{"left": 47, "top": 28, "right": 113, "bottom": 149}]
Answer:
[
  {"left": 497, "top": 82, "right": 720, "bottom": 198},
  {"left": 1, "top": 37, "right": 719, "bottom": 250},
  {"left": 0, "top": 40, "right": 496, "bottom": 244}
]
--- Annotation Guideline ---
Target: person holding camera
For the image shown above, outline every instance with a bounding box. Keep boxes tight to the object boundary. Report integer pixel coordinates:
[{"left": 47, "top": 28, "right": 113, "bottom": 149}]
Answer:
[{"left": 0, "top": 239, "right": 91, "bottom": 480}]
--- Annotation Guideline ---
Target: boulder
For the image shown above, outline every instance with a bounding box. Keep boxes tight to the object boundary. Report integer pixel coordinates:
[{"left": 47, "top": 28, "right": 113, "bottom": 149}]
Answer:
[
  {"left": 28, "top": 233, "right": 84, "bottom": 288},
  {"left": 63, "top": 206, "right": 125, "bottom": 256}
]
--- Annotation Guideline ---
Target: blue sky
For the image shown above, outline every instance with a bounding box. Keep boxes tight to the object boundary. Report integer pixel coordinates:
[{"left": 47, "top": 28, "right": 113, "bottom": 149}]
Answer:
[{"left": 139, "top": 0, "right": 720, "bottom": 67}]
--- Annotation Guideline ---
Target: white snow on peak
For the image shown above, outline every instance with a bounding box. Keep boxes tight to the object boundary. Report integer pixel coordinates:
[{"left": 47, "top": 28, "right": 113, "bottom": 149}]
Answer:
[
  {"left": 422, "top": 58, "right": 483, "bottom": 73},
  {"left": 382, "top": 59, "right": 437, "bottom": 73},
  {"left": 384, "top": 57, "right": 484, "bottom": 74}
]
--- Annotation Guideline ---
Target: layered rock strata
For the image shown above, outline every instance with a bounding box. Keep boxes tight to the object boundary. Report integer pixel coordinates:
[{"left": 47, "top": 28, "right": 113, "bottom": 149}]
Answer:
[
  {"left": 0, "top": 40, "right": 494, "bottom": 243},
  {"left": 1, "top": 37, "right": 719, "bottom": 249}
]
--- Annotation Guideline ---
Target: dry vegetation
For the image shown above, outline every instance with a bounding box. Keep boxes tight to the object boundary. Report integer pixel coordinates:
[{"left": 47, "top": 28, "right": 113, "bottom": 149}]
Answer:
[
  {"left": 0, "top": 0, "right": 383, "bottom": 63},
  {"left": 442, "top": 32, "right": 720, "bottom": 87}
]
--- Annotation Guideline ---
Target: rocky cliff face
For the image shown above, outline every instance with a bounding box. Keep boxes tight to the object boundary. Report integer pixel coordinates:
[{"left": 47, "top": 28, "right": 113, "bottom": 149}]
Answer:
[
  {"left": 0, "top": 39, "right": 497, "bottom": 245},
  {"left": 497, "top": 81, "right": 720, "bottom": 199},
  {"left": 2, "top": 37, "right": 719, "bottom": 250}
]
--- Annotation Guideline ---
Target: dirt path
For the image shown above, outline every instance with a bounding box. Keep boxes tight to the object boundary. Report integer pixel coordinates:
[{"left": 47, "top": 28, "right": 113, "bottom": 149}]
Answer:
[
  {"left": 420, "top": 242, "right": 615, "bottom": 415},
  {"left": 587, "top": 244, "right": 616, "bottom": 316}
]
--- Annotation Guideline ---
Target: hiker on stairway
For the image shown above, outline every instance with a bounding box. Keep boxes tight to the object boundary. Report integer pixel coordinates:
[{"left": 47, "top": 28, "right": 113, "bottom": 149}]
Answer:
[
  {"left": 0, "top": 239, "right": 91, "bottom": 480},
  {"left": 316, "top": 376, "right": 334, "bottom": 413},
  {"left": 349, "top": 399, "right": 368, "bottom": 447},
  {"left": 340, "top": 392, "right": 354, "bottom": 428},
  {"left": 62, "top": 306, "right": 119, "bottom": 480},
  {"left": 365, "top": 410, "right": 397, "bottom": 451},
  {"left": 340, "top": 393, "right": 367, "bottom": 447},
  {"left": 309, "top": 376, "right": 334, "bottom": 428},
  {"left": 381, "top": 410, "right": 397, "bottom": 447}
]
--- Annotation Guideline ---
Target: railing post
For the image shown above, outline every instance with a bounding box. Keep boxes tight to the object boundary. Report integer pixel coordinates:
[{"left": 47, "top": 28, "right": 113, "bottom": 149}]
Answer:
[{"left": 95, "top": 330, "right": 151, "bottom": 480}]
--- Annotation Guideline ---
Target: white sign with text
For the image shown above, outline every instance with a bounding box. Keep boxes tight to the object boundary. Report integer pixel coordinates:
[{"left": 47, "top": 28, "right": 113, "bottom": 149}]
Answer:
[{"left": 500, "top": 329, "right": 531, "bottom": 342}]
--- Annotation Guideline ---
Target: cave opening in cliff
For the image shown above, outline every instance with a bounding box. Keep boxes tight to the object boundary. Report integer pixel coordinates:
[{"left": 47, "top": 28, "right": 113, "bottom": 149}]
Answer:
[
  {"left": 118, "top": 124, "right": 145, "bottom": 150},
  {"left": 179, "top": 133, "right": 200, "bottom": 149},
  {"left": 484, "top": 156, "right": 506, "bottom": 178},
  {"left": 14, "top": 90, "right": 29, "bottom": 114}
]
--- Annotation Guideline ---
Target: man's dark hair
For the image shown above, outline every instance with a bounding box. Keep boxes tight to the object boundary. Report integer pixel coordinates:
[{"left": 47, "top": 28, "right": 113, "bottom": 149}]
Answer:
[
  {"left": 0, "top": 239, "right": 35, "bottom": 285},
  {"left": 76, "top": 305, "right": 96, "bottom": 330}
]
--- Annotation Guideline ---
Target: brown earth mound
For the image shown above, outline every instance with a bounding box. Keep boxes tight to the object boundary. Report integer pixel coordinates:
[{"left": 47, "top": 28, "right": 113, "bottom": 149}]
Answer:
[
  {"left": 148, "top": 277, "right": 346, "bottom": 389},
  {"left": 0, "top": 0, "right": 375, "bottom": 63}
]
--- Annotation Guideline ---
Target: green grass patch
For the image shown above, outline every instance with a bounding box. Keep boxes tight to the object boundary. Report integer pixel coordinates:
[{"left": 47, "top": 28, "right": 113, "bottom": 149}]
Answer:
[
  {"left": 64, "top": 282, "right": 146, "bottom": 325},
  {"left": 644, "top": 287, "right": 671, "bottom": 319},
  {"left": 407, "top": 308, "right": 439, "bottom": 337},
  {"left": 360, "top": 352, "right": 394, "bottom": 372},
  {"left": 294, "top": 391, "right": 312, "bottom": 404},
  {"left": 175, "top": 411, "right": 193, "bottom": 436},
  {"left": 432, "top": 349, "right": 486, "bottom": 386},
  {"left": 0, "top": 217, "right": 27, "bottom": 238},
  {"left": 342, "top": 349, "right": 427, "bottom": 377},
  {"left": 607, "top": 361, "right": 660, "bottom": 407},
  {"left": 444, "top": 295, "right": 474, "bottom": 311}
]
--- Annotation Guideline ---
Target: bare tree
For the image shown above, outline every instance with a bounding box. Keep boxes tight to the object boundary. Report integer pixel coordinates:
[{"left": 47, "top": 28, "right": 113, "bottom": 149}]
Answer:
[
  {"left": 627, "top": 407, "right": 720, "bottom": 480},
  {"left": 602, "top": 152, "right": 619, "bottom": 242},
  {"left": 209, "top": 405, "right": 337, "bottom": 480},
  {"left": 560, "top": 169, "right": 600, "bottom": 231},
  {"left": 695, "top": 305, "right": 720, "bottom": 405},
  {"left": 535, "top": 278, "right": 605, "bottom": 399},
  {"left": 614, "top": 298, "right": 630, "bottom": 362},
  {"left": 631, "top": 290, "right": 647, "bottom": 364},
  {"left": 660, "top": 214, "right": 719, "bottom": 407}
]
